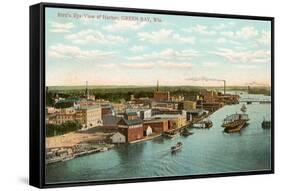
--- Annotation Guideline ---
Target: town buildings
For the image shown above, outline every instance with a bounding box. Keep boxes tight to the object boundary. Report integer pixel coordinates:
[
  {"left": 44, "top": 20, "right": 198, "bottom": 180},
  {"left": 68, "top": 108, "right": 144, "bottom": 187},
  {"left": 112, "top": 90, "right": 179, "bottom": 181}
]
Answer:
[
  {"left": 46, "top": 82, "right": 238, "bottom": 145},
  {"left": 186, "top": 108, "right": 208, "bottom": 121},
  {"left": 149, "top": 113, "right": 187, "bottom": 129},
  {"left": 76, "top": 105, "right": 103, "bottom": 129},
  {"left": 182, "top": 100, "right": 197, "bottom": 110},
  {"left": 153, "top": 81, "right": 170, "bottom": 102},
  {"left": 126, "top": 108, "right": 152, "bottom": 120},
  {"left": 47, "top": 104, "right": 103, "bottom": 129}
]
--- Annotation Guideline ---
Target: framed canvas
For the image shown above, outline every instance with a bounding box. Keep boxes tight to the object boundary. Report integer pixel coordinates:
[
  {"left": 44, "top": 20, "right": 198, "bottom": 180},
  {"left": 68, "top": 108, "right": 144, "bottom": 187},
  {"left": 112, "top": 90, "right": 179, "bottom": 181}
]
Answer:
[{"left": 29, "top": 2, "right": 274, "bottom": 188}]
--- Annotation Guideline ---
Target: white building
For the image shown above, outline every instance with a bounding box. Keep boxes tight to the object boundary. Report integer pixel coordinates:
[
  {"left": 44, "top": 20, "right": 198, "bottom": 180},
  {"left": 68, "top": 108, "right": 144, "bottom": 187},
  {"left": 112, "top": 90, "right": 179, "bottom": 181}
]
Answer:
[
  {"left": 76, "top": 105, "right": 103, "bottom": 129},
  {"left": 126, "top": 108, "right": 152, "bottom": 120},
  {"left": 110, "top": 132, "right": 126, "bottom": 144},
  {"left": 145, "top": 126, "right": 153, "bottom": 136}
]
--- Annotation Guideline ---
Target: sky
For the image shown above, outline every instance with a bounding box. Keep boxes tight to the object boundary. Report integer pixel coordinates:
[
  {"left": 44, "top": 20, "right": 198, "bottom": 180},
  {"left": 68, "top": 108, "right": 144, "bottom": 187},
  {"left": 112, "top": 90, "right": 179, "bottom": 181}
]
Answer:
[{"left": 46, "top": 7, "right": 271, "bottom": 87}]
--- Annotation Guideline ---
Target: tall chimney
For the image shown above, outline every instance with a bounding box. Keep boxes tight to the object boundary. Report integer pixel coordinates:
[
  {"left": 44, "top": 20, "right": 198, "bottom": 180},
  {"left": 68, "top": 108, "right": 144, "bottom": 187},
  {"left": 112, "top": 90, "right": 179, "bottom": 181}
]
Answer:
[
  {"left": 85, "top": 81, "right": 89, "bottom": 99},
  {"left": 157, "top": 80, "right": 159, "bottom": 92}
]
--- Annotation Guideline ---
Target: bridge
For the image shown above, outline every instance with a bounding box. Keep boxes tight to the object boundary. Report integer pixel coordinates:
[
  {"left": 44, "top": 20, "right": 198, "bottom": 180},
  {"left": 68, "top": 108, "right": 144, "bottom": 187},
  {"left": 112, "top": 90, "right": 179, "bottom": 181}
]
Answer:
[{"left": 239, "top": 98, "right": 271, "bottom": 104}]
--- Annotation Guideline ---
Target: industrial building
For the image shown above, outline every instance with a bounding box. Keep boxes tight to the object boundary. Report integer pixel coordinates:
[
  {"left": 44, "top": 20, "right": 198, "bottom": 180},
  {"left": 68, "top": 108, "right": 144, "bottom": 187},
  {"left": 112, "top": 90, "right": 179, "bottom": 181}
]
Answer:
[
  {"left": 117, "top": 112, "right": 144, "bottom": 142},
  {"left": 143, "top": 119, "right": 169, "bottom": 134}
]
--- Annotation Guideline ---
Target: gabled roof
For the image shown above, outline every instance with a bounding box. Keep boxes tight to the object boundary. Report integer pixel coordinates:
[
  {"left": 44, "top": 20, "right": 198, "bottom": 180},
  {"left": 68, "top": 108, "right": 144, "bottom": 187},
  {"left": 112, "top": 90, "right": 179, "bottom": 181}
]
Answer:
[
  {"left": 118, "top": 117, "right": 143, "bottom": 126},
  {"left": 103, "top": 115, "right": 121, "bottom": 125},
  {"left": 111, "top": 132, "right": 125, "bottom": 139},
  {"left": 125, "top": 111, "right": 138, "bottom": 116}
]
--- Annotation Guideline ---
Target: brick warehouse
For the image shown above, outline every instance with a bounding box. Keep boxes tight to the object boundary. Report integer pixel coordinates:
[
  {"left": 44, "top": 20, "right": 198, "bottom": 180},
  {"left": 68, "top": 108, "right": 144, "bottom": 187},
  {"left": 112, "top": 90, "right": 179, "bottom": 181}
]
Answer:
[
  {"left": 117, "top": 112, "right": 144, "bottom": 142},
  {"left": 143, "top": 119, "right": 169, "bottom": 134}
]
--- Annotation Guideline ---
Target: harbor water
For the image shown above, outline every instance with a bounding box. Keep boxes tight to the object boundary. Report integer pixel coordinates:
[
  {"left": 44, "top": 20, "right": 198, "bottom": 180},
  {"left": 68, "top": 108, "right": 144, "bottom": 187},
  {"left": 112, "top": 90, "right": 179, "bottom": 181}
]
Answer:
[{"left": 46, "top": 93, "right": 272, "bottom": 183}]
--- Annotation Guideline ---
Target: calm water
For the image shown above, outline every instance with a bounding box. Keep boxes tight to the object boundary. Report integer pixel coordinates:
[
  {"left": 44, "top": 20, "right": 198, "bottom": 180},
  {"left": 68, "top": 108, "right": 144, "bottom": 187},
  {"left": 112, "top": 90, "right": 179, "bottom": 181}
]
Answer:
[{"left": 46, "top": 93, "right": 271, "bottom": 183}]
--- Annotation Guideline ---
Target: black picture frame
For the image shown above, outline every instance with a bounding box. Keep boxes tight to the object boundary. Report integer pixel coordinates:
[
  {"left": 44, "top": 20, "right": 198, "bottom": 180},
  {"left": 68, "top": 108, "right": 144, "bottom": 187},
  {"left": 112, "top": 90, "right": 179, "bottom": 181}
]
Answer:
[{"left": 29, "top": 2, "right": 275, "bottom": 188}]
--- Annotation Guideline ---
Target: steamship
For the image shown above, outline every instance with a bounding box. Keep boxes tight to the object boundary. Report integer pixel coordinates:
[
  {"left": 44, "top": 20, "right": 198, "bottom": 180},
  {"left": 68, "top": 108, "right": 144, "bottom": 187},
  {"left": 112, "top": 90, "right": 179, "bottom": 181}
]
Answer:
[{"left": 222, "top": 113, "right": 249, "bottom": 133}]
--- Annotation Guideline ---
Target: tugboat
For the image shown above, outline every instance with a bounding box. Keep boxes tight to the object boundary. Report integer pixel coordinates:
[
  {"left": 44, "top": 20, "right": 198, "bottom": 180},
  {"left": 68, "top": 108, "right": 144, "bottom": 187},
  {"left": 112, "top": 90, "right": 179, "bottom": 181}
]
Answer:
[
  {"left": 204, "top": 119, "right": 213, "bottom": 128},
  {"left": 171, "top": 142, "right": 183, "bottom": 153},
  {"left": 192, "top": 119, "right": 213, "bottom": 129},
  {"left": 162, "top": 131, "right": 180, "bottom": 139},
  {"left": 262, "top": 119, "right": 271, "bottom": 129},
  {"left": 241, "top": 104, "right": 247, "bottom": 112},
  {"left": 180, "top": 127, "right": 194, "bottom": 136},
  {"left": 222, "top": 113, "right": 249, "bottom": 133}
]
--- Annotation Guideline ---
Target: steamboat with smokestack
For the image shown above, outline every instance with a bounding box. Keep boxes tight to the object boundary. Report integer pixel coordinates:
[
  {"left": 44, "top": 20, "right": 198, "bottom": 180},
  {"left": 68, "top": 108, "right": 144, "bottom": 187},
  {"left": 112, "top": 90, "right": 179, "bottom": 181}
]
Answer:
[{"left": 222, "top": 113, "right": 249, "bottom": 133}]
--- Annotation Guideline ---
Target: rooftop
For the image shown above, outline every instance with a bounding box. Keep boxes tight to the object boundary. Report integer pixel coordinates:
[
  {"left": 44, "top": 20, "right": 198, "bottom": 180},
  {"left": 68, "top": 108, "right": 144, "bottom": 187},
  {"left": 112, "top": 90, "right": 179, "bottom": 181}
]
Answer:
[
  {"left": 118, "top": 117, "right": 143, "bottom": 126},
  {"left": 143, "top": 119, "right": 168, "bottom": 123},
  {"left": 185, "top": 109, "right": 206, "bottom": 113},
  {"left": 78, "top": 105, "right": 101, "bottom": 110},
  {"left": 150, "top": 114, "right": 184, "bottom": 119}
]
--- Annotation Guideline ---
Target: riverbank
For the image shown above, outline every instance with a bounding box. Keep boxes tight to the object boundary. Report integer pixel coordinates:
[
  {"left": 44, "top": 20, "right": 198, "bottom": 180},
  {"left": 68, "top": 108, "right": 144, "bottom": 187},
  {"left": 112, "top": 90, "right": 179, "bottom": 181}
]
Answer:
[
  {"left": 46, "top": 127, "right": 116, "bottom": 165},
  {"left": 129, "top": 133, "right": 162, "bottom": 144},
  {"left": 46, "top": 143, "right": 115, "bottom": 165}
]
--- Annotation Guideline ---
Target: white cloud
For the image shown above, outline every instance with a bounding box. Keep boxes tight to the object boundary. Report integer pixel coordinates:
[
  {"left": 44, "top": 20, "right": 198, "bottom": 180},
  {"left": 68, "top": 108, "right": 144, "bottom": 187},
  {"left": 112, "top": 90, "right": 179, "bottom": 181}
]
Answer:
[
  {"left": 185, "top": 76, "right": 224, "bottom": 82},
  {"left": 121, "top": 63, "right": 154, "bottom": 69},
  {"left": 130, "top": 45, "right": 144, "bottom": 52},
  {"left": 235, "top": 65, "right": 259, "bottom": 69},
  {"left": 213, "top": 23, "right": 227, "bottom": 30},
  {"left": 202, "top": 62, "right": 220, "bottom": 68},
  {"left": 220, "top": 26, "right": 258, "bottom": 39},
  {"left": 138, "top": 29, "right": 195, "bottom": 44},
  {"left": 65, "top": 29, "right": 128, "bottom": 45},
  {"left": 127, "top": 48, "right": 200, "bottom": 62},
  {"left": 184, "top": 24, "right": 217, "bottom": 36},
  {"left": 220, "top": 31, "right": 235, "bottom": 38},
  {"left": 48, "top": 43, "right": 115, "bottom": 61},
  {"left": 98, "top": 63, "right": 116, "bottom": 69},
  {"left": 49, "top": 22, "right": 75, "bottom": 33},
  {"left": 216, "top": 37, "right": 241, "bottom": 45},
  {"left": 120, "top": 61, "right": 193, "bottom": 70},
  {"left": 236, "top": 26, "right": 258, "bottom": 38},
  {"left": 212, "top": 22, "right": 235, "bottom": 30},
  {"left": 257, "top": 31, "right": 271, "bottom": 45},
  {"left": 246, "top": 81, "right": 269, "bottom": 86},
  {"left": 217, "top": 37, "right": 227, "bottom": 43},
  {"left": 158, "top": 61, "right": 193, "bottom": 69},
  {"left": 123, "top": 49, "right": 196, "bottom": 70},
  {"left": 103, "top": 20, "right": 146, "bottom": 31},
  {"left": 210, "top": 48, "right": 270, "bottom": 64}
]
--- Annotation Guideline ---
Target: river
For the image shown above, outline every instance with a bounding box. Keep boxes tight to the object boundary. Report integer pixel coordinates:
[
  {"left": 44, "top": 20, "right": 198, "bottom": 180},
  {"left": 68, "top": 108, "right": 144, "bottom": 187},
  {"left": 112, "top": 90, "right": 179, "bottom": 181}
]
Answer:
[{"left": 46, "top": 92, "right": 272, "bottom": 183}]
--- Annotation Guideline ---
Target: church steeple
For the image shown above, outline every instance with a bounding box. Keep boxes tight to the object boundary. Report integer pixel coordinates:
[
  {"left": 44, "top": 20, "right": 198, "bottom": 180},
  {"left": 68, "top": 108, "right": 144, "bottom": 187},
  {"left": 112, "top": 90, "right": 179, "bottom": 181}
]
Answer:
[
  {"left": 157, "top": 80, "right": 159, "bottom": 92},
  {"left": 85, "top": 81, "right": 89, "bottom": 99}
]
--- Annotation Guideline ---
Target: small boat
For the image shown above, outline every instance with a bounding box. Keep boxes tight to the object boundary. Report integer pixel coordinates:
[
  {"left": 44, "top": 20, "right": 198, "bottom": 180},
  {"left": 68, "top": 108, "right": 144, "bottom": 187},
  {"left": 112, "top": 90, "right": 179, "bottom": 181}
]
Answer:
[
  {"left": 241, "top": 104, "right": 247, "bottom": 112},
  {"left": 262, "top": 120, "right": 271, "bottom": 129},
  {"left": 162, "top": 132, "right": 180, "bottom": 139},
  {"left": 180, "top": 128, "right": 194, "bottom": 136},
  {"left": 171, "top": 142, "right": 183, "bottom": 152},
  {"left": 100, "top": 147, "right": 108, "bottom": 152},
  {"left": 222, "top": 113, "right": 249, "bottom": 133},
  {"left": 192, "top": 119, "right": 213, "bottom": 129}
]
